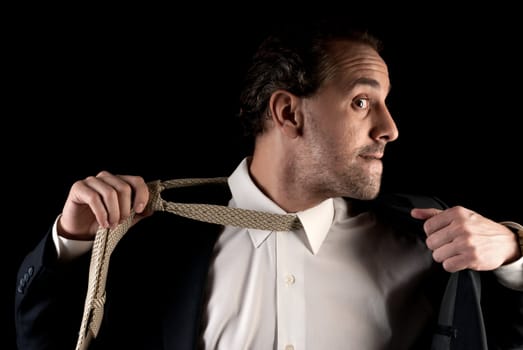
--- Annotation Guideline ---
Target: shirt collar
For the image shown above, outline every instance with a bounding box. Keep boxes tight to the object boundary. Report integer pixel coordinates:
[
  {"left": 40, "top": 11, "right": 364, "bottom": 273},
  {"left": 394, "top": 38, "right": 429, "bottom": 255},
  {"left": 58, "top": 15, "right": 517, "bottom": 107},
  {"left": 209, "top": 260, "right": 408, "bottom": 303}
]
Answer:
[{"left": 228, "top": 157, "right": 334, "bottom": 255}]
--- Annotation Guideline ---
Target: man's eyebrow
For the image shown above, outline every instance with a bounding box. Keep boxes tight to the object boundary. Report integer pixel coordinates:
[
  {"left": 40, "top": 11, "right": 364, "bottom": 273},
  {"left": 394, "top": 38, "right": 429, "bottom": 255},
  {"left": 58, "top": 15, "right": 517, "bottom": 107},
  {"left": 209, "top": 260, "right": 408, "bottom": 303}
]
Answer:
[{"left": 345, "top": 77, "right": 391, "bottom": 93}]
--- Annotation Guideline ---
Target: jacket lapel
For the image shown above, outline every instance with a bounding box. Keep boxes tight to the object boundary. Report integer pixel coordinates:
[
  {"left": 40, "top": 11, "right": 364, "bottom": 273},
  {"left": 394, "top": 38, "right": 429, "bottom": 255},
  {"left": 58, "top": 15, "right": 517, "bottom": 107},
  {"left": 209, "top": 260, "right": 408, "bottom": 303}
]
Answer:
[
  {"left": 160, "top": 218, "right": 222, "bottom": 350},
  {"left": 363, "top": 193, "right": 488, "bottom": 349}
]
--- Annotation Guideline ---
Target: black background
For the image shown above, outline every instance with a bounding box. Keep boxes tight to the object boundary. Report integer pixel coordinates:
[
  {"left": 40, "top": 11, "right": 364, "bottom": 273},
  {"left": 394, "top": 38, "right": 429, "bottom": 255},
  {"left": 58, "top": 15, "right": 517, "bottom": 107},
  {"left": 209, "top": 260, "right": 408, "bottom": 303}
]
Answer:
[{"left": 6, "top": 5, "right": 522, "bottom": 349}]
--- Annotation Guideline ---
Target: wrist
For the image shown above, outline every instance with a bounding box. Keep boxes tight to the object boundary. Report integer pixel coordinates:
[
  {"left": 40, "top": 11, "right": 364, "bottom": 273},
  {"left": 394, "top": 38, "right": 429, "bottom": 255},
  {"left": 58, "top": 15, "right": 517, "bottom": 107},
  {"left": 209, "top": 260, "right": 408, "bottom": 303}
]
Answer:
[
  {"left": 57, "top": 216, "right": 95, "bottom": 241},
  {"left": 57, "top": 231, "right": 95, "bottom": 241}
]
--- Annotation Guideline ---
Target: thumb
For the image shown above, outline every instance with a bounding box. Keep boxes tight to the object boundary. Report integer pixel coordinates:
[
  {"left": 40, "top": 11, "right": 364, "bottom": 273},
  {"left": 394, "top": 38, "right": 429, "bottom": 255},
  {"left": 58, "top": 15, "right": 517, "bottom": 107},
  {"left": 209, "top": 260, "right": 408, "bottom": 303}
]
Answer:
[{"left": 410, "top": 207, "right": 442, "bottom": 220}]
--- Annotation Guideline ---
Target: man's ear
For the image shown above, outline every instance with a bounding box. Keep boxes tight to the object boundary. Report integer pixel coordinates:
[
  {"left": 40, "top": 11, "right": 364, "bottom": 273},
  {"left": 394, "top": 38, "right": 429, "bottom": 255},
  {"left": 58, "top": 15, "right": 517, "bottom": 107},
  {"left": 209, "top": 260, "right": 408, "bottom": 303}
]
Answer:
[{"left": 268, "top": 90, "right": 302, "bottom": 138}]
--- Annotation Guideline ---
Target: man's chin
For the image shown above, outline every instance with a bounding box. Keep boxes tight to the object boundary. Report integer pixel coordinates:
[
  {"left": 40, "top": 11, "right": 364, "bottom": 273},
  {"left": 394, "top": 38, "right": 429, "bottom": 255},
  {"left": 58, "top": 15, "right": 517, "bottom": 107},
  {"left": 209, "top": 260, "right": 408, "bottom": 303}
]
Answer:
[
  {"left": 358, "top": 173, "right": 382, "bottom": 200},
  {"left": 348, "top": 183, "right": 381, "bottom": 201}
]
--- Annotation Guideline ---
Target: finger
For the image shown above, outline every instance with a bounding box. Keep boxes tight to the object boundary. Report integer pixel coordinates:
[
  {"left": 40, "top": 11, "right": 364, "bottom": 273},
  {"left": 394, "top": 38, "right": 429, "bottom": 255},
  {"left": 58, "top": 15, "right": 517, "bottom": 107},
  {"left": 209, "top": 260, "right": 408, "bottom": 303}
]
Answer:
[
  {"left": 410, "top": 207, "right": 442, "bottom": 220},
  {"left": 117, "top": 175, "right": 149, "bottom": 213},
  {"left": 430, "top": 234, "right": 479, "bottom": 272},
  {"left": 96, "top": 174, "right": 135, "bottom": 224},
  {"left": 411, "top": 207, "right": 450, "bottom": 237},
  {"left": 97, "top": 171, "right": 149, "bottom": 214},
  {"left": 68, "top": 179, "right": 111, "bottom": 229},
  {"left": 431, "top": 240, "right": 460, "bottom": 264},
  {"left": 441, "top": 255, "right": 469, "bottom": 273},
  {"left": 84, "top": 175, "right": 124, "bottom": 228},
  {"left": 425, "top": 227, "right": 458, "bottom": 250}
]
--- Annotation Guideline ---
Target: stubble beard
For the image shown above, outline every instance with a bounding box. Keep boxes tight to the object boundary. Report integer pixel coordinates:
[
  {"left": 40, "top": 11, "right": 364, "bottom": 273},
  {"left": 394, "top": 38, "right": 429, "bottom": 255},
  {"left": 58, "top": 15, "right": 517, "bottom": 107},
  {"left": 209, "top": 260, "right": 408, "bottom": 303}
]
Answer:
[
  {"left": 338, "top": 163, "right": 382, "bottom": 200},
  {"left": 294, "top": 152, "right": 383, "bottom": 201},
  {"left": 296, "top": 115, "right": 384, "bottom": 201}
]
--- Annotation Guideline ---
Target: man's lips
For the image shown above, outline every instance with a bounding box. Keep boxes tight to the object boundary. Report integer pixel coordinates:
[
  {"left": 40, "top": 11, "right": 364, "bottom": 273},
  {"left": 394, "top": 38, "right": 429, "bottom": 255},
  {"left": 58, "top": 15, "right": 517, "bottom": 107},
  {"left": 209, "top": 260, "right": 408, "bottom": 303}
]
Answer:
[{"left": 359, "top": 153, "right": 383, "bottom": 160}]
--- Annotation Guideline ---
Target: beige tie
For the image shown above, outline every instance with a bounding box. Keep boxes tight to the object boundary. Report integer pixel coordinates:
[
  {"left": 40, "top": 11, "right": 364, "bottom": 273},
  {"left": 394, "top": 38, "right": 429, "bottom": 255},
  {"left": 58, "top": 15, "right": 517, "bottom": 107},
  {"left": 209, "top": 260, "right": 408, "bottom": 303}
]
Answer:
[{"left": 75, "top": 177, "right": 302, "bottom": 350}]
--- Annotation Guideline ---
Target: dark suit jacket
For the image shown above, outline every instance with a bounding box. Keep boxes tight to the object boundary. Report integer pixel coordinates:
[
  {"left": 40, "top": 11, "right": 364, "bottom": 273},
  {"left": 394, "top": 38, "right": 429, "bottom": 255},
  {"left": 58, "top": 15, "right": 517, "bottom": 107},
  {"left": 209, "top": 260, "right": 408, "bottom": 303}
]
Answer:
[{"left": 14, "top": 183, "right": 523, "bottom": 349}]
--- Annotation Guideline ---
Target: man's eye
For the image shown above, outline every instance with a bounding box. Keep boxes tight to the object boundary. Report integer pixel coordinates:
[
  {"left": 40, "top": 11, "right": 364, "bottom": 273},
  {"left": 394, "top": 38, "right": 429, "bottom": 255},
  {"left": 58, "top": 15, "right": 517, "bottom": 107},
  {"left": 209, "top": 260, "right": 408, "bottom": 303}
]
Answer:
[{"left": 353, "top": 98, "right": 369, "bottom": 109}]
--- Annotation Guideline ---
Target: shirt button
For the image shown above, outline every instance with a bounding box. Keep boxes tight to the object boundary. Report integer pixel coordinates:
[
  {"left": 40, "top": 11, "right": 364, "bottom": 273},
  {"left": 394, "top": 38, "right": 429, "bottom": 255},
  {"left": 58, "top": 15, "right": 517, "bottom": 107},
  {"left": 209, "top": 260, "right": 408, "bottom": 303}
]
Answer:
[
  {"left": 285, "top": 345, "right": 295, "bottom": 350},
  {"left": 284, "top": 274, "right": 295, "bottom": 285}
]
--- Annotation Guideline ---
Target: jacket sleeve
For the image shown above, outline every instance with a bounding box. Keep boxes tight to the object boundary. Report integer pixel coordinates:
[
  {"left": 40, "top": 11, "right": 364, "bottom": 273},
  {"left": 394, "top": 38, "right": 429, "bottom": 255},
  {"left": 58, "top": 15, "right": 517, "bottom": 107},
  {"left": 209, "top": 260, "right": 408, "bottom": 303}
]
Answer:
[{"left": 15, "top": 229, "right": 91, "bottom": 350}]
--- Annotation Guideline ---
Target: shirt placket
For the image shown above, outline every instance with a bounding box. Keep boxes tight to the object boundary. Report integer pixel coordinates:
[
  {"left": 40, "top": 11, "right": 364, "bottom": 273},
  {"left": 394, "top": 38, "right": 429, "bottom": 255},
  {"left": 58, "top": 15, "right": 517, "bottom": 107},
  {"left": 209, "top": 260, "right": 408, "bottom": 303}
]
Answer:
[{"left": 276, "top": 229, "right": 306, "bottom": 350}]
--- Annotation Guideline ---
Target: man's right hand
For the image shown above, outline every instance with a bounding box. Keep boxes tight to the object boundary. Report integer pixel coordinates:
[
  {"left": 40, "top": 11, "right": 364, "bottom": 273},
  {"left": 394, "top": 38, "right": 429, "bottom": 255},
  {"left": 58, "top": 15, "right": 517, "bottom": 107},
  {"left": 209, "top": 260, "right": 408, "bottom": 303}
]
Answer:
[{"left": 57, "top": 171, "right": 150, "bottom": 240}]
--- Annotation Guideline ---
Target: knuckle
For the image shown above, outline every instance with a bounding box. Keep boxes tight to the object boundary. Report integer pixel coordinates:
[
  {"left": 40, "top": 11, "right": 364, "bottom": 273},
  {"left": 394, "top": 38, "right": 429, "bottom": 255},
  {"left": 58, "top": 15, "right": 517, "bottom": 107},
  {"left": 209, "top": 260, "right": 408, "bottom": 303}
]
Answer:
[
  {"left": 114, "top": 181, "right": 132, "bottom": 195},
  {"left": 101, "top": 188, "right": 118, "bottom": 202},
  {"left": 130, "top": 176, "right": 147, "bottom": 190},
  {"left": 84, "top": 176, "right": 97, "bottom": 183},
  {"left": 96, "top": 170, "right": 112, "bottom": 177},
  {"left": 423, "top": 221, "right": 432, "bottom": 234},
  {"left": 71, "top": 179, "right": 85, "bottom": 191}
]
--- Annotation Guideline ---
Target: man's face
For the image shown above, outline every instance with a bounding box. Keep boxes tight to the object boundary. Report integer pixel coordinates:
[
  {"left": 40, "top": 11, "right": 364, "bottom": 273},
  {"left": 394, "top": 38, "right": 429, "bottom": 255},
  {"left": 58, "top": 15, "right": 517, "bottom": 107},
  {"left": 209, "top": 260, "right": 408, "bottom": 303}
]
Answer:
[{"left": 295, "top": 41, "right": 398, "bottom": 200}]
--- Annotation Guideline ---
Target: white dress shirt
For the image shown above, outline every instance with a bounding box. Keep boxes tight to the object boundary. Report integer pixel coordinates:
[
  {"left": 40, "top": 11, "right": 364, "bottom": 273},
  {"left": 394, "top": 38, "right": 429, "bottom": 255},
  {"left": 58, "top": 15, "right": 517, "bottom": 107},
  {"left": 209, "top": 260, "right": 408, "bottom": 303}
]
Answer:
[
  {"left": 200, "top": 158, "right": 523, "bottom": 349},
  {"left": 53, "top": 157, "right": 523, "bottom": 350}
]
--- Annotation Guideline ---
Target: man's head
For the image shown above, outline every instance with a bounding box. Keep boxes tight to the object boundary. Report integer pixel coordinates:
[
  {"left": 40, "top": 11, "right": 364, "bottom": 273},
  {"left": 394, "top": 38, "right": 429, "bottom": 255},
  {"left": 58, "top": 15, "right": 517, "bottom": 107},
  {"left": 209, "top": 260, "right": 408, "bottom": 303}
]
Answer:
[
  {"left": 242, "top": 20, "right": 399, "bottom": 209},
  {"left": 239, "top": 21, "right": 383, "bottom": 137}
]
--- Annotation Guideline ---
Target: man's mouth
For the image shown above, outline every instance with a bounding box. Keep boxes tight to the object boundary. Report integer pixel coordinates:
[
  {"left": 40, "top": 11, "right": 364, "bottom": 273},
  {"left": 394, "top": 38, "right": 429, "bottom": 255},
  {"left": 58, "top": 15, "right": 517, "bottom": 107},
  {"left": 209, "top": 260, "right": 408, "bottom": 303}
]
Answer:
[{"left": 360, "top": 153, "right": 383, "bottom": 160}]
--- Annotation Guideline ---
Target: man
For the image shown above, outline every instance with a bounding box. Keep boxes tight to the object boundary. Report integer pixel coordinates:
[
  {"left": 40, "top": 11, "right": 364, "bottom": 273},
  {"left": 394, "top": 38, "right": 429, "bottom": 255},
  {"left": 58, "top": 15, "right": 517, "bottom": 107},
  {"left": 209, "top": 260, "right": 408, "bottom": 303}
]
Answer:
[{"left": 15, "top": 20, "right": 523, "bottom": 349}]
